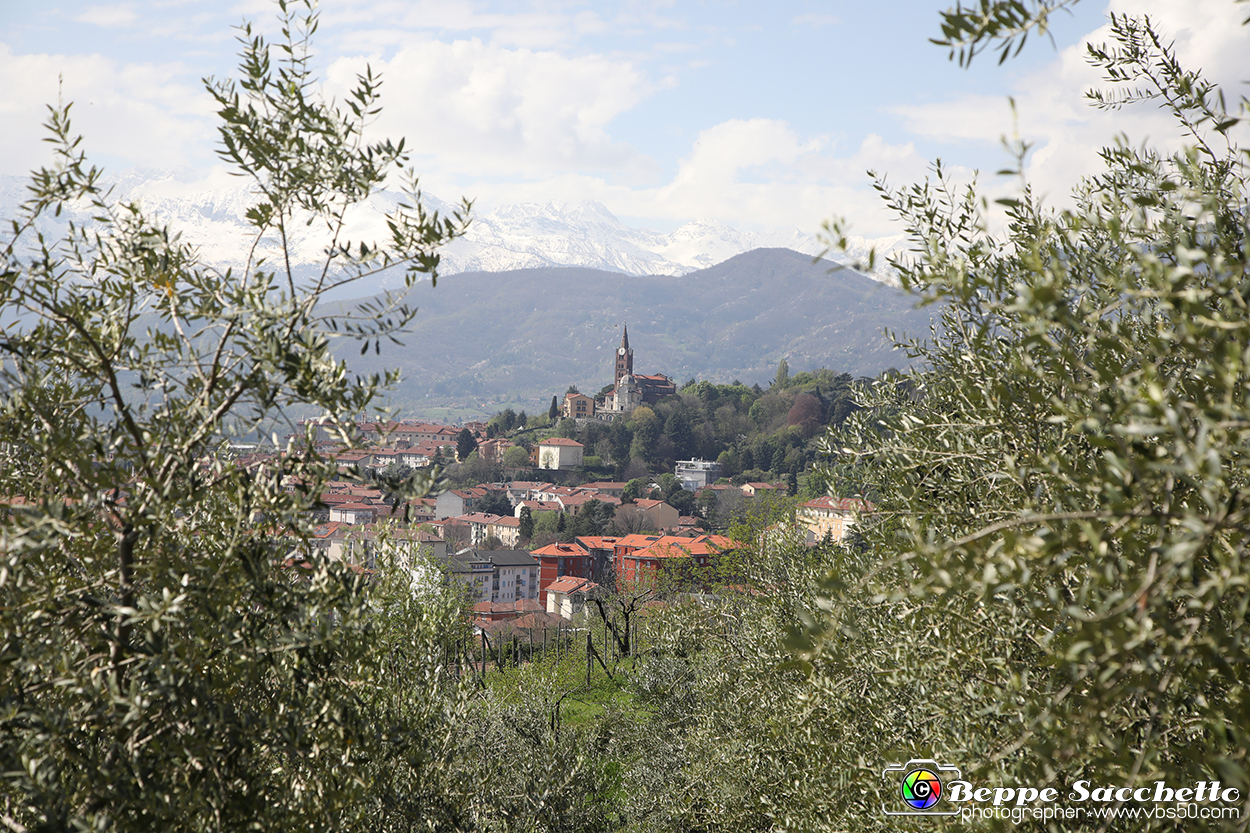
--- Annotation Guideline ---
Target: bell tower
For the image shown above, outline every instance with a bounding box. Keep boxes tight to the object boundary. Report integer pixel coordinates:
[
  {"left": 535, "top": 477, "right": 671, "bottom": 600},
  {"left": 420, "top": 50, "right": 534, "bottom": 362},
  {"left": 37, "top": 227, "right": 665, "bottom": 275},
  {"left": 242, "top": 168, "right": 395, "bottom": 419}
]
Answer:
[{"left": 613, "top": 323, "right": 634, "bottom": 386}]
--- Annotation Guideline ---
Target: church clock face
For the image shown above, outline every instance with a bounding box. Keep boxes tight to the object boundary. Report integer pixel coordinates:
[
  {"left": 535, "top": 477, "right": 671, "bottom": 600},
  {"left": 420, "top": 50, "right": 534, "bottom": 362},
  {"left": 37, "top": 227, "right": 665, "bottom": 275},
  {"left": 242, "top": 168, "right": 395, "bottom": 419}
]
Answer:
[{"left": 618, "top": 347, "right": 626, "bottom": 355}]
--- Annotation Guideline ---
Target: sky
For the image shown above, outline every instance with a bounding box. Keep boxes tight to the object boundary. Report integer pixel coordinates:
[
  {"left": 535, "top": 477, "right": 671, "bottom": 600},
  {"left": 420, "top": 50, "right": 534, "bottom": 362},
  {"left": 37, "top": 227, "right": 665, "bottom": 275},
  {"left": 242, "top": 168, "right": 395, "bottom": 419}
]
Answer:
[{"left": 2, "top": 0, "right": 1248, "bottom": 238}]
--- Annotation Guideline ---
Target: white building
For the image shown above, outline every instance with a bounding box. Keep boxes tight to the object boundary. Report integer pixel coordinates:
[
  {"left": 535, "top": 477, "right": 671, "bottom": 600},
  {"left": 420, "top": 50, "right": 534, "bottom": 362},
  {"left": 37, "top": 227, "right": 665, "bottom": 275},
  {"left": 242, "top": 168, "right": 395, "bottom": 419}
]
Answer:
[
  {"left": 328, "top": 503, "right": 377, "bottom": 525},
  {"left": 537, "top": 438, "right": 584, "bottom": 470},
  {"left": 545, "top": 576, "right": 598, "bottom": 620},
  {"left": 676, "top": 459, "right": 722, "bottom": 490},
  {"left": 446, "top": 549, "right": 539, "bottom": 605}
]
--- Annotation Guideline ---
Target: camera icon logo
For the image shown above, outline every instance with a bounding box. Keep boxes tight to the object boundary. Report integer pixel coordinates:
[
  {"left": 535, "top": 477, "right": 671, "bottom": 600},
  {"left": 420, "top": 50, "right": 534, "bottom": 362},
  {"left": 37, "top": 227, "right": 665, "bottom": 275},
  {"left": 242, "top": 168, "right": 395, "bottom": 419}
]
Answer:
[
  {"left": 882, "top": 759, "right": 962, "bottom": 817},
  {"left": 902, "top": 767, "right": 942, "bottom": 809}
]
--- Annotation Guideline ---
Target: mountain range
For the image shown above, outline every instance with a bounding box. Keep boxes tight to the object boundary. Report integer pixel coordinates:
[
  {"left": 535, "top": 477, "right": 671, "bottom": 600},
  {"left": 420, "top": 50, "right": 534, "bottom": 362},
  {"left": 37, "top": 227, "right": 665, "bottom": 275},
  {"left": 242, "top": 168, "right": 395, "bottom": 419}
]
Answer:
[
  {"left": 0, "top": 171, "right": 909, "bottom": 284},
  {"left": 340, "top": 247, "right": 932, "bottom": 418},
  {"left": 1, "top": 172, "right": 930, "bottom": 419}
]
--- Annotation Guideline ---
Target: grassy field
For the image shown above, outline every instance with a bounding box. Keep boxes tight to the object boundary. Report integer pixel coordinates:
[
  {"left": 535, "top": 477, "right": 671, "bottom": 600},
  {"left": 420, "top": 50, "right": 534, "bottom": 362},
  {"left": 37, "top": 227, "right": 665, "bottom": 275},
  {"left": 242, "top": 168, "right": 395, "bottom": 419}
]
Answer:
[{"left": 476, "top": 637, "right": 650, "bottom": 730}]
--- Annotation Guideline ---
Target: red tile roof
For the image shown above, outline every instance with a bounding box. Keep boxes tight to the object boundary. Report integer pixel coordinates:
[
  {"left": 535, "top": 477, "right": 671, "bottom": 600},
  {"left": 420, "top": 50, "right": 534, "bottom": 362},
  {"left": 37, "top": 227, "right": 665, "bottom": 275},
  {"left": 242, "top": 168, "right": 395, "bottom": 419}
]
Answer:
[
  {"left": 624, "top": 534, "right": 736, "bottom": 560},
  {"left": 574, "top": 536, "right": 621, "bottom": 549},
  {"left": 531, "top": 542, "right": 590, "bottom": 558},
  {"left": 633, "top": 498, "right": 671, "bottom": 510},
  {"left": 614, "top": 533, "right": 663, "bottom": 549},
  {"left": 472, "top": 599, "right": 545, "bottom": 616},
  {"left": 546, "top": 576, "right": 598, "bottom": 595},
  {"left": 457, "top": 512, "right": 507, "bottom": 524},
  {"left": 510, "top": 611, "right": 566, "bottom": 630},
  {"left": 516, "top": 499, "right": 564, "bottom": 513},
  {"left": 559, "top": 493, "right": 620, "bottom": 509}
]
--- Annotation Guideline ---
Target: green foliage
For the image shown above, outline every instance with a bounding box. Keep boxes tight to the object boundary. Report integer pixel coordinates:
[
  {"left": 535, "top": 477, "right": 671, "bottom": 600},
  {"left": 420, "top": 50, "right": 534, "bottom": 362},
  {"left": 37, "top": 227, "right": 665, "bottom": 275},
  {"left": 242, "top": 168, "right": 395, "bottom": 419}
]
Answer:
[
  {"left": 518, "top": 505, "right": 534, "bottom": 541},
  {"left": 808, "top": 10, "right": 1250, "bottom": 827},
  {"left": 933, "top": 0, "right": 1083, "bottom": 66},
  {"left": 490, "top": 407, "right": 518, "bottom": 432},
  {"left": 503, "top": 444, "right": 531, "bottom": 469},
  {"left": 565, "top": 499, "right": 616, "bottom": 540},
  {"left": 456, "top": 427, "right": 477, "bottom": 462},
  {"left": 501, "top": 369, "right": 865, "bottom": 487},
  {"left": 608, "top": 539, "right": 848, "bottom": 832},
  {"left": 475, "top": 489, "right": 513, "bottom": 517},
  {"left": 773, "top": 357, "right": 789, "bottom": 388},
  {"left": 0, "top": 2, "right": 471, "bottom": 829},
  {"left": 620, "top": 477, "right": 648, "bottom": 504},
  {"left": 446, "top": 450, "right": 502, "bottom": 490}
]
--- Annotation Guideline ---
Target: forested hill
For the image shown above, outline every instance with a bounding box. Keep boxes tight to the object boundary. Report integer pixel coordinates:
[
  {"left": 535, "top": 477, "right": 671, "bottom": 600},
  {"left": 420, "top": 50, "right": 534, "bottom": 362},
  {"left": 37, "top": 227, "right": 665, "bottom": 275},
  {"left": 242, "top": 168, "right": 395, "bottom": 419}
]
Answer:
[{"left": 342, "top": 247, "right": 932, "bottom": 414}]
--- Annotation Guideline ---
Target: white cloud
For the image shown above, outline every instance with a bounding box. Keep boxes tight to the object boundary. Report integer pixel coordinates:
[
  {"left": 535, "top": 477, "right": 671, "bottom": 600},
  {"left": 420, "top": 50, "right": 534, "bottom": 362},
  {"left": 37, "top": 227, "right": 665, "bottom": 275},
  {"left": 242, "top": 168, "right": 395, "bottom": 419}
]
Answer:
[
  {"left": 643, "top": 120, "right": 903, "bottom": 230},
  {"left": 0, "top": 45, "right": 215, "bottom": 176},
  {"left": 891, "top": 0, "right": 1250, "bottom": 210},
  {"left": 75, "top": 4, "right": 139, "bottom": 27},
  {"left": 325, "top": 38, "right": 652, "bottom": 177},
  {"left": 320, "top": 1, "right": 613, "bottom": 51},
  {"left": 436, "top": 120, "right": 926, "bottom": 237},
  {"left": 669, "top": 119, "right": 820, "bottom": 184}
]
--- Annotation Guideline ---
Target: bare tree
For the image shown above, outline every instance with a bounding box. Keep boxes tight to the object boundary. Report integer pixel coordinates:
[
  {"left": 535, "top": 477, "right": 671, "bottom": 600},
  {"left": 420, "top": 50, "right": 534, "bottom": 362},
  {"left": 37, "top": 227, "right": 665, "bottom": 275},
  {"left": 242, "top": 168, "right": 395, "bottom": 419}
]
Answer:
[
  {"left": 611, "top": 505, "right": 659, "bottom": 536},
  {"left": 589, "top": 578, "right": 659, "bottom": 658},
  {"left": 441, "top": 522, "right": 471, "bottom": 552}
]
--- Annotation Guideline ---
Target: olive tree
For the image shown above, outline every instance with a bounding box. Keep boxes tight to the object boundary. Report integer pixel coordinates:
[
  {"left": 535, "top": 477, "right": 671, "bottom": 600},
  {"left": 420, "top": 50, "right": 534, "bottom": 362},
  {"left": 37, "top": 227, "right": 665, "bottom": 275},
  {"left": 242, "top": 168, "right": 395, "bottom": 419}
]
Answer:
[
  {"left": 805, "top": 9, "right": 1250, "bottom": 828},
  {"left": 0, "top": 1, "right": 472, "bottom": 830}
]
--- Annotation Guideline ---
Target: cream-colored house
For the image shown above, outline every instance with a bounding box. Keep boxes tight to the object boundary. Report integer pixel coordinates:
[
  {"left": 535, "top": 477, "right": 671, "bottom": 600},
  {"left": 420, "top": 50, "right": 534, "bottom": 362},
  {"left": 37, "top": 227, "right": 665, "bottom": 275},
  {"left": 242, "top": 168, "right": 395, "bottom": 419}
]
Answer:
[
  {"left": 328, "top": 502, "right": 377, "bottom": 525},
  {"left": 486, "top": 515, "right": 522, "bottom": 548},
  {"left": 537, "top": 438, "right": 584, "bottom": 470},
  {"left": 630, "top": 498, "right": 679, "bottom": 531},
  {"left": 797, "top": 497, "right": 873, "bottom": 542},
  {"left": 545, "top": 576, "right": 598, "bottom": 619}
]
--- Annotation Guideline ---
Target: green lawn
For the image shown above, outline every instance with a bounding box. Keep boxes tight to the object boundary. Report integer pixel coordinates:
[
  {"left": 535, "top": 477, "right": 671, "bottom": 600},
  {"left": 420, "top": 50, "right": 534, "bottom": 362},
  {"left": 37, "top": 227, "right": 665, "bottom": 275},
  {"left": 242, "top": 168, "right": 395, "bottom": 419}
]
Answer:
[{"left": 478, "top": 643, "right": 650, "bottom": 730}]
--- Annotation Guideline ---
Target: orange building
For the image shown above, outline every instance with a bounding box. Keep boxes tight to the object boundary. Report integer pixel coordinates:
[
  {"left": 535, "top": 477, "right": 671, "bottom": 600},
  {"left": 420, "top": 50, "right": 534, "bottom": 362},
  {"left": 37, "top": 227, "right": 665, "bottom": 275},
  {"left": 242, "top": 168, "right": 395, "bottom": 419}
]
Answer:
[
  {"left": 531, "top": 541, "right": 592, "bottom": 606},
  {"left": 611, "top": 533, "right": 735, "bottom": 585}
]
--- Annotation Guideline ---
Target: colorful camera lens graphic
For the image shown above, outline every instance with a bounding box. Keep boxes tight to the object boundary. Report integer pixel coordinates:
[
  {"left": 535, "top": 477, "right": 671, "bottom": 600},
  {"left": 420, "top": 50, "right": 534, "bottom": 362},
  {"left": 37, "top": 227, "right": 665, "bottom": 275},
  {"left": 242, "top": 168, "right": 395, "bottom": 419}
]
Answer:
[{"left": 900, "top": 768, "right": 943, "bottom": 810}]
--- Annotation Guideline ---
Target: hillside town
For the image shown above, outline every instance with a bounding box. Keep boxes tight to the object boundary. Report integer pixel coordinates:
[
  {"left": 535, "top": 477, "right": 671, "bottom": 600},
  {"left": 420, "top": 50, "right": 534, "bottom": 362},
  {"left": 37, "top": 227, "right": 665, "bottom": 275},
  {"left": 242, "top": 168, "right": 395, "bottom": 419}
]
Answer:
[{"left": 228, "top": 325, "right": 872, "bottom": 634}]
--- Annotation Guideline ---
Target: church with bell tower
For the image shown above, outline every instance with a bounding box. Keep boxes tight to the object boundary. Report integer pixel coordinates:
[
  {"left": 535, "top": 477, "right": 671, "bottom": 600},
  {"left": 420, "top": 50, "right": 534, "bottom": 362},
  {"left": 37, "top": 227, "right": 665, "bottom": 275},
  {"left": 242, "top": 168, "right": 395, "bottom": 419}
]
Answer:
[
  {"left": 614, "top": 324, "right": 634, "bottom": 386},
  {"left": 604, "top": 323, "right": 676, "bottom": 414}
]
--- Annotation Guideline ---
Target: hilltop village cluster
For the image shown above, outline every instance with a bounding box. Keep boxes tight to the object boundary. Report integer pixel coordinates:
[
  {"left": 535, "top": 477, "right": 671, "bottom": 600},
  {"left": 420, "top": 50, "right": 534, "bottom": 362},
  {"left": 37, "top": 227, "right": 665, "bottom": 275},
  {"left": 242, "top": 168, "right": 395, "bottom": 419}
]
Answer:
[{"left": 235, "top": 327, "right": 870, "bottom": 631}]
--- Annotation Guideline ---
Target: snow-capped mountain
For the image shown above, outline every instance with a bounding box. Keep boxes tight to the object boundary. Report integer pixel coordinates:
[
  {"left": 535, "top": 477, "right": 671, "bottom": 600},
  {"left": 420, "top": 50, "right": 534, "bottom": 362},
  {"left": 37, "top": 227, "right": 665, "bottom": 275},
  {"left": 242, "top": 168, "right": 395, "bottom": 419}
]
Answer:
[{"left": 0, "top": 171, "right": 909, "bottom": 284}]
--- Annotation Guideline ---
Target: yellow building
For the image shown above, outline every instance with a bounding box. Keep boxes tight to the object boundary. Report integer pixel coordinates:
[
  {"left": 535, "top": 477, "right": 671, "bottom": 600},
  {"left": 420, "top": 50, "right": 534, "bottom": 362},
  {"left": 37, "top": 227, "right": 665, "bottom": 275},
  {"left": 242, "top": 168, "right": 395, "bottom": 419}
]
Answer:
[
  {"left": 797, "top": 496, "right": 873, "bottom": 541},
  {"left": 562, "top": 392, "right": 595, "bottom": 419}
]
